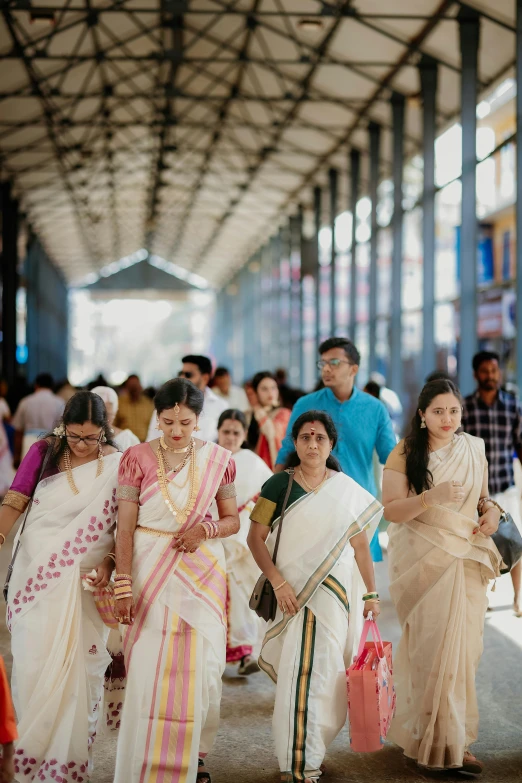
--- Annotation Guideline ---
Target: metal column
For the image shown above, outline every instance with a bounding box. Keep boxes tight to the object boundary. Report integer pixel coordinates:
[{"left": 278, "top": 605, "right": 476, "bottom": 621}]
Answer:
[
  {"left": 313, "top": 186, "right": 322, "bottom": 352},
  {"left": 368, "top": 123, "right": 380, "bottom": 373},
  {"left": 0, "top": 182, "right": 19, "bottom": 388},
  {"left": 349, "top": 149, "right": 360, "bottom": 343},
  {"left": 329, "top": 168, "right": 338, "bottom": 335},
  {"left": 516, "top": 0, "right": 522, "bottom": 391},
  {"left": 289, "top": 212, "right": 303, "bottom": 385},
  {"left": 420, "top": 56, "right": 438, "bottom": 380},
  {"left": 390, "top": 93, "right": 405, "bottom": 396},
  {"left": 458, "top": 8, "right": 480, "bottom": 394}
]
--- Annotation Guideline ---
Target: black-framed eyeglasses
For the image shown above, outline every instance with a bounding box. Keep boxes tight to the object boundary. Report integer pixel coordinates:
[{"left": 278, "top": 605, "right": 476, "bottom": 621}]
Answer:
[
  {"left": 179, "top": 371, "right": 194, "bottom": 379},
  {"left": 317, "top": 359, "right": 351, "bottom": 370},
  {"left": 66, "top": 430, "right": 103, "bottom": 445}
]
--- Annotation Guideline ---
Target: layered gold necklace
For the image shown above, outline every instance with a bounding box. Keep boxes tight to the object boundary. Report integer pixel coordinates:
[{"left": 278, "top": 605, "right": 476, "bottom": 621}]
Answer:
[
  {"left": 297, "top": 465, "right": 329, "bottom": 495},
  {"left": 63, "top": 445, "right": 104, "bottom": 496},
  {"left": 156, "top": 438, "right": 199, "bottom": 524},
  {"left": 160, "top": 434, "right": 191, "bottom": 454}
]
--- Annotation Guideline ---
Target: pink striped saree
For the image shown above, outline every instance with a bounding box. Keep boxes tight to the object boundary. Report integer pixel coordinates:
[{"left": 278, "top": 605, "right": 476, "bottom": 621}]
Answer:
[{"left": 114, "top": 442, "right": 232, "bottom": 783}]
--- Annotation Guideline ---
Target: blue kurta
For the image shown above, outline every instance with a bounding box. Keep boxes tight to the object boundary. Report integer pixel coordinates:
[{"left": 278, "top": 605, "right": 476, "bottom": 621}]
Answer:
[{"left": 276, "top": 386, "right": 397, "bottom": 561}]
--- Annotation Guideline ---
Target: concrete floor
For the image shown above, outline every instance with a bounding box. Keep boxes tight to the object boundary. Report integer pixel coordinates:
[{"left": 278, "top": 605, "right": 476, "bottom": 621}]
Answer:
[{"left": 1, "top": 528, "right": 522, "bottom": 783}]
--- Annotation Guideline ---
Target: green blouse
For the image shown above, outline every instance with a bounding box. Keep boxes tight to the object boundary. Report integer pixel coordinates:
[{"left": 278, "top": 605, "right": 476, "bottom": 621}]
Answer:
[{"left": 249, "top": 470, "right": 307, "bottom": 528}]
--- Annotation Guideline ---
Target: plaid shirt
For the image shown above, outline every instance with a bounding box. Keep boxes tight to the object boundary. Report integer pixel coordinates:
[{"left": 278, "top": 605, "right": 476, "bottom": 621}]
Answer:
[{"left": 462, "top": 389, "right": 522, "bottom": 494}]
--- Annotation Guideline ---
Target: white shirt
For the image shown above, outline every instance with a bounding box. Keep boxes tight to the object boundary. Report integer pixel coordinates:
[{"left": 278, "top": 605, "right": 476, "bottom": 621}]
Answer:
[
  {"left": 12, "top": 389, "right": 65, "bottom": 434},
  {"left": 213, "top": 384, "right": 249, "bottom": 413},
  {"left": 146, "top": 387, "right": 228, "bottom": 443}
]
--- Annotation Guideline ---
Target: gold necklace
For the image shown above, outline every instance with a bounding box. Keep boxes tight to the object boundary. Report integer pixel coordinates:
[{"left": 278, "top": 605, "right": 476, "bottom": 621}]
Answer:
[
  {"left": 160, "top": 434, "right": 191, "bottom": 453},
  {"left": 63, "top": 445, "right": 104, "bottom": 496},
  {"left": 156, "top": 441, "right": 199, "bottom": 524},
  {"left": 157, "top": 445, "right": 191, "bottom": 489},
  {"left": 297, "top": 465, "right": 328, "bottom": 495}
]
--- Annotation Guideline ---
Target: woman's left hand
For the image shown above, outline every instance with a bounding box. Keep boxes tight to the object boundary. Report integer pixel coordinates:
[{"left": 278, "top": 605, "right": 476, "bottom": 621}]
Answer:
[
  {"left": 172, "top": 524, "right": 207, "bottom": 554},
  {"left": 363, "top": 599, "right": 380, "bottom": 619},
  {"left": 476, "top": 506, "right": 501, "bottom": 537},
  {"left": 89, "top": 558, "right": 113, "bottom": 588}
]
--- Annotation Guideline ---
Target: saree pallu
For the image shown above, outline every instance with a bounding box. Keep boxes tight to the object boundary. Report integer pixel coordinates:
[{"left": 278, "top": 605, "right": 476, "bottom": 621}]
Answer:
[
  {"left": 387, "top": 433, "right": 503, "bottom": 769},
  {"left": 114, "top": 442, "right": 231, "bottom": 783},
  {"left": 259, "top": 473, "right": 382, "bottom": 782},
  {"left": 8, "top": 453, "right": 121, "bottom": 782}
]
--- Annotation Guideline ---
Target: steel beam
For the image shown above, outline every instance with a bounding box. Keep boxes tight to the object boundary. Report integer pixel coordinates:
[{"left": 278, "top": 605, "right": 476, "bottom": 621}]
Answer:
[
  {"left": 458, "top": 7, "right": 480, "bottom": 394},
  {"left": 419, "top": 55, "right": 438, "bottom": 380},
  {"left": 390, "top": 93, "right": 405, "bottom": 397},
  {"left": 329, "top": 167, "right": 338, "bottom": 335},
  {"left": 313, "top": 186, "right": 322, "bottom": 354},
  {"left": 368, "top": 122, "right": 380, "bottom": 373},
  {"left": 349, "top": 149, "right": 360, "bottom": 344},
  {"left": 0, "top": 182, "right": 19, "bottom": 388}
]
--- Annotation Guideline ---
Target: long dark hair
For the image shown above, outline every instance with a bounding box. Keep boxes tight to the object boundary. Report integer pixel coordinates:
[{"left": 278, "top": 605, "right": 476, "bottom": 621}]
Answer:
[
  {"left": 46, "top": 390, "right": 117, "bottom": 465},
  {"left": 154, "top": 378, "right": 204, "bottom": 416},
  {"left": 247, "top": 371, "right": 280, "bottom": 450},
  {"left": 284, "top": 410, "right": 342, "bottom": 471},
  {"left": 404, "top": 379, "right": 463, "bottom": 495}
]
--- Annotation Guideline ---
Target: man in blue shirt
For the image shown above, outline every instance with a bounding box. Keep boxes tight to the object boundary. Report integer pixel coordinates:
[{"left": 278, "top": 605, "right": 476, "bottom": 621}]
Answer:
[{"left": 275, "top": 337, "right": 397, "bottom": 561}]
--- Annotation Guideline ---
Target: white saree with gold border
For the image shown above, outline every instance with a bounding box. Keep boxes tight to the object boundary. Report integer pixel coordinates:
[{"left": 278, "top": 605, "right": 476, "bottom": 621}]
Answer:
[
  {"left": 114, "top": 442, "right": 232, "bottom": 783},
  {"left": 258, "top": 472, "right": 382, "bottom": 782}
]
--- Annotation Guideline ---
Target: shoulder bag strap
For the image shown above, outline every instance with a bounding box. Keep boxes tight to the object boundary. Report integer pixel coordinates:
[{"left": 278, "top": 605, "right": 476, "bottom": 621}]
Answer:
[{"left": 271, "top": 468, "right": 294, "bottom": 565}]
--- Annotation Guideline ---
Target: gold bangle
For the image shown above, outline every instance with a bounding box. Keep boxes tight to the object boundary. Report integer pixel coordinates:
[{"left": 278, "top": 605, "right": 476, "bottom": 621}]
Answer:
[
  {"left": 273, "top": 580, "right": 287, "bottom": 591},
  {"left": 420, "top": 491, "right": 429, "bottom": 510},
  {"left": 114, "top": 573, "right": 132, "bottom": 580},
  {"left": 114, "top": 593, "right": 133, "bottom": 601}
]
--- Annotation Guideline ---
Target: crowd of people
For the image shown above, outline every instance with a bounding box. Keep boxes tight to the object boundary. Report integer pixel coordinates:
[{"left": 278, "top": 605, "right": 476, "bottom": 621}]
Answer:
[{"left": 0, "top": 337, "right": 520, "bottom": 783}]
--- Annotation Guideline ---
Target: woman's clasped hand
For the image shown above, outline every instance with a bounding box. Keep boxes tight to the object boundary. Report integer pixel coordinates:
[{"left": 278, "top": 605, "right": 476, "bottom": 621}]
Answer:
[
  {"left": 273, "top": 580, "right": 299, "bottom": 616},
  {"left": 428, "top": 480, "right": 465, "bottom": 505},
  {"left": 171, "top": 523, "right": 206, "bottom": 554}
]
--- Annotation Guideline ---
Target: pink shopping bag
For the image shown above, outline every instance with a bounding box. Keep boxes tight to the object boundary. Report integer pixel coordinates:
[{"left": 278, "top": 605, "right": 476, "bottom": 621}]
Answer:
[{"left": 346, "top": 618, "right": 396, "bottom": 752}]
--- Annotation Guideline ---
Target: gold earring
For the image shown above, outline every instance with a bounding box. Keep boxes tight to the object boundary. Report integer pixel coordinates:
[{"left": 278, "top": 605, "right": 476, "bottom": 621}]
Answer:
[
  {"left": 194, "top": 423, "right": 201, "bottom": 432},
  {"left": 156, "top": 418, "right": 161, "bottom": 430}
]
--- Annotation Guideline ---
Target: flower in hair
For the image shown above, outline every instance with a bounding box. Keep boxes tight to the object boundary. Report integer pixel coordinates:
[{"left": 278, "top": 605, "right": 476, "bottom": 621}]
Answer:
[{"left": 53, "top": 424, "right": 65, "bottom": 437}]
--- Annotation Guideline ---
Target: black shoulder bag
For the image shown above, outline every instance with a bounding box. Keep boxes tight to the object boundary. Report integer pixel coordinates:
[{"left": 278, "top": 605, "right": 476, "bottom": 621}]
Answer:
[
  {"left": 249, "top": 469, "right": 294, "bottom": 622},
  {"left": 3, "top": 442, "right": 53, "bottom": 601},
  {"left": 492, "top": 511, "right": 522, "bottom": 575}
]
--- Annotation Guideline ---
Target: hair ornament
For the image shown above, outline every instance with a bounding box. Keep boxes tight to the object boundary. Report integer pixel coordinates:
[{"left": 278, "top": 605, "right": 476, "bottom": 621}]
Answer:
[{"left": 53, "top": 423, "right": 65, "bottom": 437}]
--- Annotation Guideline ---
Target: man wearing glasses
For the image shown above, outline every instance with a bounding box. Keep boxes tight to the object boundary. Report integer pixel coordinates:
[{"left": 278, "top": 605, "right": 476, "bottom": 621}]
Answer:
[
  {"left": 146, "top": 355, "right": 227, "bottom": 443},
  {"left": 275, "top": 337, "right": 397, "bottom": 561}
]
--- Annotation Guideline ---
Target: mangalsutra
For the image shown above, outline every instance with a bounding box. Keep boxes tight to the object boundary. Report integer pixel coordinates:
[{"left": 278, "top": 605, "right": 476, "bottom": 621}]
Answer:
[
  {"left": 297, "top": 465, "right": 329, "bottom": 495},
  {"left": 156, "top": 440, "right": 199, "bottom": 524},
  {"left": 160, "top": 434, "right": 192, "bottom": 454}
]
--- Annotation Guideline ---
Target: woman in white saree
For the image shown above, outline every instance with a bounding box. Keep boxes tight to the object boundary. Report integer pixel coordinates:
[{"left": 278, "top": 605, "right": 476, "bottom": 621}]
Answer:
[
  {"left": 216, "top": 409, "right": 272, "bottom": 675},
  {"left": 383, "top": 380, "right": 503, "bottom": 775},
  {"left": 113, "top": 379, "right": 240, "bottom": 783},
  {"left": 0, "top": 391, "right": 121, "bottom": 782},
  {"left": 248, "top": 411, "right": 382, "bottom": 783}
]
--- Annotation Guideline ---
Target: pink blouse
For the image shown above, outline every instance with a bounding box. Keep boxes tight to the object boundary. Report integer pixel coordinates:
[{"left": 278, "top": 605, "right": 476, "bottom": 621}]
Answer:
[{"left": 117, "top": 443, "right": 236, "bottom": 506}]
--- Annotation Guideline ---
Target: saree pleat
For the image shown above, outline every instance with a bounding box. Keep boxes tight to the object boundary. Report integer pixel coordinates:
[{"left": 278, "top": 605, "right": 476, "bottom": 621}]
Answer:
[{"left": 387, "top": 433, "right": 502, "bottom": 769}]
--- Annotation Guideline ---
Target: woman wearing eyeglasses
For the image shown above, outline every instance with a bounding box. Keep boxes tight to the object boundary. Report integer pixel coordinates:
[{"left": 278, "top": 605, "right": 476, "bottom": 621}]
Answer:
[
  {"left": 247, "top": 371, "right": 292, "bottom": 470},
  {"left": 0, "top": 391, "right": 121, "bottom": 783}
]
